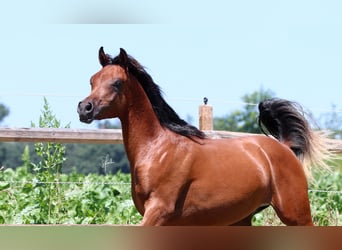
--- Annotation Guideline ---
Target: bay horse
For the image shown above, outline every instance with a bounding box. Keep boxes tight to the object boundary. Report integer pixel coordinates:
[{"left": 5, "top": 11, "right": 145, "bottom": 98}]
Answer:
[{"left": 78, "top": 47, "right": 332, "bottom": 225}]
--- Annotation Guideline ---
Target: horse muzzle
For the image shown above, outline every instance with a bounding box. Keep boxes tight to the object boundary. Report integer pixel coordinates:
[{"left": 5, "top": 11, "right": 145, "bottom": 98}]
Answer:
[{"left": 77, "top": 101, "right": 95, "bottom": 124}]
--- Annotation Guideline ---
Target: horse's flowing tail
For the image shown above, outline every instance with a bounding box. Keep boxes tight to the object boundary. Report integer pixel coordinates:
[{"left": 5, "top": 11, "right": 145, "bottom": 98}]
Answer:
[{"left": 258, "top": 98, "right": 335, "bottom": 180}]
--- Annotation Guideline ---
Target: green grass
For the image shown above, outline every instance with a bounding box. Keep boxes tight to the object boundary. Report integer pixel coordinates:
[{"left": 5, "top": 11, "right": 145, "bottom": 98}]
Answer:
[
  {"left": 0, "top": 164, "right": 340, "bottom": 225},
  {"left": 0, "top": 167, "right": 142, "bottom": 224}
]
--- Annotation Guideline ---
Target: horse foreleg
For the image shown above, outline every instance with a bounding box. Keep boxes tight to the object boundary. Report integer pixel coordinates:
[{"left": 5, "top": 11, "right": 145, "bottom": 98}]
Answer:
[
  {"left": 139, "top": 209, "right": 169, "bottom": 226},
  {"left": 139, "top": 199, "right": 174, "bottom": 226}
]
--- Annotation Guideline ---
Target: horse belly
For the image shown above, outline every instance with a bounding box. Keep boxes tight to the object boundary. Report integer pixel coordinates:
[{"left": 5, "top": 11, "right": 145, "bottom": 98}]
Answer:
[{"left": 170, "top": 146, "right": 272, "bottom": 225}]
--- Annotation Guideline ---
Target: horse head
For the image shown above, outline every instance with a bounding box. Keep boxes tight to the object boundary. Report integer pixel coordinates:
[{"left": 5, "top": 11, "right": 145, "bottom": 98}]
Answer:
[{"left": 78, "top": 47, "right": 130, "bottom": 123}]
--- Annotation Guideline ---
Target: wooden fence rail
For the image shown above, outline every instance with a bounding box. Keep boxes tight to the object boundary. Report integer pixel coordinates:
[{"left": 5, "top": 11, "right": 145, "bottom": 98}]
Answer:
[
  {"left": 0, "top": 127, "right": 261, "bottom": 144},
  {"left": 1, "top": 104, "right": 342, "bottom": 152},
  {"left": 0, "top": 128, "right": 123, "bottom": 144}
]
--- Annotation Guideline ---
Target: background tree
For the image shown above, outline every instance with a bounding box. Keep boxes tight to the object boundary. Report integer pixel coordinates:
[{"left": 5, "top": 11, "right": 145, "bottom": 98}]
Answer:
[
  {"left": 319, "top": 104, "right": 342, "bottom": 139},
  {"left": 64, "top": 119, "right": 129, "bottom": 174},
  {"left": 214, "top": 88, "right": 275, "bottom": 133},
  {"left": 0, "top": 103, "right": 9, "bottom": 124},
  {"left": 0, "top": 102, "right": 10, "bottom": 167}
]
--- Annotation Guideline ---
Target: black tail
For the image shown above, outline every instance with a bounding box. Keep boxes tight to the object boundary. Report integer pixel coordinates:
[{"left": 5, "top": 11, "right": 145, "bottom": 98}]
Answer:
[
  {"left": 258, "top": 98, "right": 333, "bottom": 179},
  {"left": 258, "top": 98, "right": 310, "bottom": 159}
]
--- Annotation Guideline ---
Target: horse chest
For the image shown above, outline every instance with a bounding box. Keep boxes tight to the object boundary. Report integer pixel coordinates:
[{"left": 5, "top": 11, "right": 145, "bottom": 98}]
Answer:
[
  {"left": 129, "top": 166, "right": 156, "bottom": 215},
  {"left": 132, "top": 164, "right": 155, "bottom": 199}
]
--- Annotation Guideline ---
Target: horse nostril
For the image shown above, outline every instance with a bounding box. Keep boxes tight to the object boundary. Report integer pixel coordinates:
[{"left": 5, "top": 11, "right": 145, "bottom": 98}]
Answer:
[
  {"left": 85, "top": 102, "right": 93, "bottom": 112},
  {"left": 78, "top": 100, "right": 95, "bottom": 123},
  {"left": 78, "top": 101, "right": 94, "bottom": 114}
]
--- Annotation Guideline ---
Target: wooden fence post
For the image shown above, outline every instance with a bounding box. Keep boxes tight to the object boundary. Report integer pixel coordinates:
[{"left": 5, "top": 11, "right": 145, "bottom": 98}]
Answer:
[{"left": 199, "top": 97, "right": 213, "bottom": 130}]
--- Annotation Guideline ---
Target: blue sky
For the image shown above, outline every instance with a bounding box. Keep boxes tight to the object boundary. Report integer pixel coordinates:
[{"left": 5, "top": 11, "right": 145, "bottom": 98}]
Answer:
[{"left": 0, "top": 1, "right": 341, "bottom": 128}]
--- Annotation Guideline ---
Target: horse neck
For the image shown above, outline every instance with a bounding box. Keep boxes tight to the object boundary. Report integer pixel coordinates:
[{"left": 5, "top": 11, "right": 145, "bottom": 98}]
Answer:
[{"left": 119, "top": 79, "right": 164, "bottom": 163}]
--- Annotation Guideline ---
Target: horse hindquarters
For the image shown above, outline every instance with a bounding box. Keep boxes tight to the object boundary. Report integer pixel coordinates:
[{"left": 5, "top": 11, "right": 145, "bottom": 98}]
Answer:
[{"left": 267, "top": 143, "right": 314, "bottom": 225}]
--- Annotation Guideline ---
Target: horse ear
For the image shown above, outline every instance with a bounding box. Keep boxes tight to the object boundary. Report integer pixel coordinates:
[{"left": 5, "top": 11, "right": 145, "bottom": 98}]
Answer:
[
  {"left": 99, "top": 47, "right": 110, "bottom": 67},
  {"left": 119, "top": 48, "right": 129, "bottom": 67}
]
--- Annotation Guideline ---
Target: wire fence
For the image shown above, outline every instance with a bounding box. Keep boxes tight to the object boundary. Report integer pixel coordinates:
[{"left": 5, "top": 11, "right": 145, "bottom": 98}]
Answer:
[
  {"left": 0, "top": 180, "right": 131, "bottom": 186},
  {"left": 1, "top": 92, "right": 342, "bottom": 114},
  {"left": 0, "top": 180, "right": 340, "bottom": 195}
]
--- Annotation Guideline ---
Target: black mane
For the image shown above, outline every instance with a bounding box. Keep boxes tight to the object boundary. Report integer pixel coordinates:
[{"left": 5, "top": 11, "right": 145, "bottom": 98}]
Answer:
[{"left": 109, "top": 52, "right": 206, "bottom": 140}]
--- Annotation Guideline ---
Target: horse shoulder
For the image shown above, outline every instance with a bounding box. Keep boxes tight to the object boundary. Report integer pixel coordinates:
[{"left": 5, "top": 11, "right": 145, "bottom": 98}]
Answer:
[{"left": 132, "top": 134, "right": 198, "bottom": 218}]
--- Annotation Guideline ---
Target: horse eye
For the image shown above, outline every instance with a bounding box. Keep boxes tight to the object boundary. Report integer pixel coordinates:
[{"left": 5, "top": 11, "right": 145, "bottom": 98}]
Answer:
[{"left": 112, "top": 79, "right": 123, "bottom": 91}]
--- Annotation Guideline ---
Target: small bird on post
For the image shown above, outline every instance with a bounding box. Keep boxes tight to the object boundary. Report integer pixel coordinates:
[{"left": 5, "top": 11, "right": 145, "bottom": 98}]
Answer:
[{"left": 199, "top": 97, "right": 213, "bottom": 130}]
